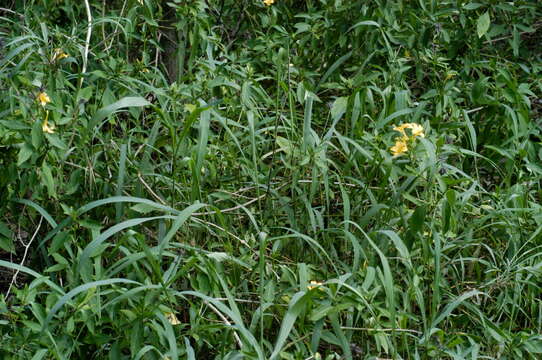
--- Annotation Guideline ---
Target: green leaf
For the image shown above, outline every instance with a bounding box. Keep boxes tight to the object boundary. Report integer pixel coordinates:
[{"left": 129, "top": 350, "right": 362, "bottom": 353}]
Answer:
[
  {"left": 115, "top": 144, "right": 128, "bottom": 222},
  {"left": 45, "top": 133, "right": 67, "bottom": 150},
  {"left": 0, "top": 120, "right": 30, "bottom": 130},
  {"left": 78, "top": 215, "right": 176, "bottom": 281},
  {"left": 130, "top": 203, "right": 157, "bottom": 214},
  {"left": 178, "top": 290, "right": 264, "bottom": 359},
  {"left": 330, "top": 97, "right": 348, "bottom": 123},
  {"left": 14, "top": 199, "right": 58, "bottom": 227},
  {"left": 0, "top": 260, "right": 64, "bottom": 294},
  {"left": 0, "top": 221, "right": 12, "bottom": 238},
  {"left": 463, "top": 2, "right": 483, "bottom": 10},
  {"left": 158, "top": 202, "right": 207, "bottom": 254},
  {"left": 318, "top": 51, "right": 352, "bottom": 86},
  {"left": 477, "top": 12, "right": 491, "bottom": 38},
  {"left": 30, "top": 349, "right": 49, "bottom": 360},
  {"left": 425, "top": 289, "right": 485, "bottom": 340},
  {"left": 0, "top": 236, "right": 14, "bottom": 253},
  {"left": 17, "top": 143, "right": 34, "bottom": 165},
  {"left": 348, "top": 20, "right": 380, "bottom": 32},
  {"left": 377, "top": 108, "right": 416, "bottom": 129},
  {"left": 0, "top": 42, "right": 35, "bottom": 68},
  {"left": 323, "top": 96, "right": 348, "bottom": 142},
  {"left": 91, "top": 96, "right": 151, "bottom": 129},
  {"left": 269, "top": 291, "right": 311, "bottom": 360},
  {"left": 31, "top": 120, "right": 43, "bottom": 149},
  {"left": 41, "top": 162, "right": 57, "bottom": 198},
  {"left": 43, "top": 278, "right": 139, "bottom": 330},
  {"left": 184, "top": 337, "right": 196, "bottom": 360}
]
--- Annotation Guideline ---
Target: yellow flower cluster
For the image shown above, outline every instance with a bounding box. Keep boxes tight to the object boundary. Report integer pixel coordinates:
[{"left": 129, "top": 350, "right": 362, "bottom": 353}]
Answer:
[
  {"left": 390, "top": 140, "right": 408, "bottom": 157},
  {"left": 36, "top": 93, "right": 55, "bottom": 133},
  {"left": 390, "top": 123, "right": 425, "bottom": 157},
  {"left": 263, "top": 0, "right": 275, "bottom": 6}
]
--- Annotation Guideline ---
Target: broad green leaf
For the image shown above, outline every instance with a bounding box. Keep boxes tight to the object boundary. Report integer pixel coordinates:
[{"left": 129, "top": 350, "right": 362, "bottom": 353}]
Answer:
[
  {"left": 0, "top": 221, "right": 12, "bottom": 238},
  {"left": 91, "top": 96, "right": 151, "bottom": 129},
  {"left": 14, "top": 199, "right": 57, "bottom": 227},
  {"left": 0, "top": 236, "right": 14, "bottom": 253},
  {"left": 0, "top": 260, "right": 64, "bottom": 294},
  {"left": 269, "top": 291, "right": 311, "bottom": 360},
  {"left": 30, "top": 349, "right": 48, "bottom": 360},
  {"left": 17, "top": 143, "right": 33, "bottom": 165},
  {"left": 463, "top": 2, "right": 483, "bottom": 10},
  {"left": 477, "top": 12, "right": 490, "bottom": 38},
  {"left": 78, "top": 215, "right": 176, "bottom": 281},
  {"left": 430, "top": 289, "right": 484, "bottom": 331},
  {"left": 31, "top": 120, "right": 43, "bottom": 149},
  {"left": 158, "top": 202, "right": 207, "bottom": 254},
  {"left": 0, "top": 120, "right": 30, "bottom": 130},
  {"left": 330, "top": 97, "right": 348, "bottom": 123},
  {"left": 184, "top": 337, "right": 196, "bottom": 360},
  {"left": 45, "top": 133, "right": 67, "bottom": 150},
  {"left": 323, "top": 96, "right": 348, "bottom": 142},
  {"left": 348, "top": 20, "right": 380, "bottom": 32},
  {"left": 43, "top": 278, "right": 139, "bottom": 329},
  {"left": 318, "top": 51, "right": 352, "bottom": 86},
  {"left": 178, "top": 291, "right": 265, "bottom": 360},
  {"left": 41, "top": 162, "right": 57, "bottom": 198}
]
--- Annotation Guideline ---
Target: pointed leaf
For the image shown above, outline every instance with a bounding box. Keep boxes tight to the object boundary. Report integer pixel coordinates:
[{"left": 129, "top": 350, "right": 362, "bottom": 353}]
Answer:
[{"left": 477, "top": 12, "right": 490, "bottom": 38}]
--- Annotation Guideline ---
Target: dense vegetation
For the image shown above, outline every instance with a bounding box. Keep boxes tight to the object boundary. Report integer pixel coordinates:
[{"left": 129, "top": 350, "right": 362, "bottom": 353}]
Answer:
[{"left": 1, "top": 0, "right": 542, "bottom": 358}]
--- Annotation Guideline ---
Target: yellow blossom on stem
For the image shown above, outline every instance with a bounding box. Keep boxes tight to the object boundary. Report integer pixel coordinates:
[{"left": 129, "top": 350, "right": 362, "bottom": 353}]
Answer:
[
  {"left": 52, "top": 48, "right": 69, "bottom": 62},
  {"left": 444, "top": 71, "right": 458, "bottom": 81},
  {"left": 42, "top": 111, "right": 55, "bottom": 134},
  {"left": 37, "top": 92, "right": 51, "bottom": 107},
  {"left": 409, "top": 123, "right": 425, "bottom": 138},
  {"left": 42, "top": 119, "right": 55, "bottom": 134},
  {"left": 263, "top": 0, "right": 275, "bottom": 6},
  {"left": 165, "top": 312, "right": 180, "bottom": 325},
  {"left": 390, "top": 139, "right": 408, "bottom": 157},
  {"left": 307, "top": 280, "right": 323, "bottom": 290}
]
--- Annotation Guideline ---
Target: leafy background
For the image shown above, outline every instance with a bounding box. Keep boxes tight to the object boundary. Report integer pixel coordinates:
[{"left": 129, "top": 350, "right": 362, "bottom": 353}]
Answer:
[{"left": 1, "top": 0, "right": 542, "bottom": 359}]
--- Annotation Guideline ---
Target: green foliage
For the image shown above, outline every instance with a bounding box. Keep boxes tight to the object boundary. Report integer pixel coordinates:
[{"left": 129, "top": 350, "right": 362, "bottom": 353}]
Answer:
[{"left": 1, "top": 0, "right": 542, "bottom": 359}]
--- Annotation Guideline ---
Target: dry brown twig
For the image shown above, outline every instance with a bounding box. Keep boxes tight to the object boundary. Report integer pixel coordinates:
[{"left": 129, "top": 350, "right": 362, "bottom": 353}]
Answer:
[
  {"left": 81, "top": 0, "right": 93, "bottom": 84},
  {"left": 6, "top": 216, "right": 43, "bottom": 298},
  {"left": 204, "top": 300, "right": 243, "bottom": 348},
  {"left": 138, "top": 172, "right": 167, "bottom": 205},
  {"left": 0, "top": 7, "right": 24, "bottom": 18}
]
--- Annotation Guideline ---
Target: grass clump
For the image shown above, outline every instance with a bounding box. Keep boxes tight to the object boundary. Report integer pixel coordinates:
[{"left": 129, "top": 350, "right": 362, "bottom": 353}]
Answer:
[{"left": 1, "top": 0, "right": 542, "bottom": 359}]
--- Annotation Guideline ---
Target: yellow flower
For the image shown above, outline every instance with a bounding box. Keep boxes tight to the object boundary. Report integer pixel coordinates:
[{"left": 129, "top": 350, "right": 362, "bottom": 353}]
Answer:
[
  {"left": 263, "top": 0, "right": 275, "bottom": 6},
  {"left": 165, "top": 312, "right": 180, "bottom": 325},
  {"left": 393, "top": 123, "right": 424, "bottom": 138},
  {"left": 444, "top": 71, "right": 457, "bottom": 81},
  {"left": 409, "top": 123, "right": 425, "bottom": 138},
  {"left": 37, "top": 92, "right": 51, "bottom": 107},
  {"left": 390, "top": 139, "right": 408, "bottom": 157},
  {"left": 42, "top": 118, "right": 55, "bottom": 134},
  {"left": 52, "top": 48, "right": 69, "bottom": 62},
  {"left": 307, "top": 280, "right": 323, "bottom": 290},
  {"left": 393, "top": 123, "right": 408, "bottom": 135}
]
